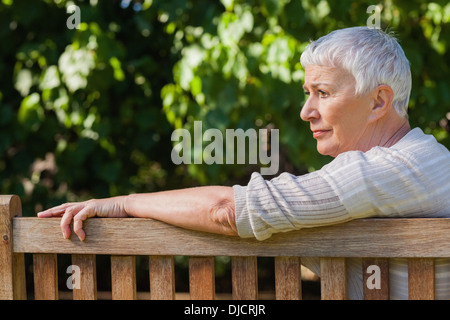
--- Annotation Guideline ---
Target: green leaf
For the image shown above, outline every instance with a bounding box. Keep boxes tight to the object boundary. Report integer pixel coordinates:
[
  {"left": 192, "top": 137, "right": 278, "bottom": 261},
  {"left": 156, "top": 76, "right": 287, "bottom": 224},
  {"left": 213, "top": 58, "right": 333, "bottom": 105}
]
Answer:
[
  {"left": 39, "top": 65, "right": 61, "bottom": 91},
  {"left": 14, "top": 68, "right": 33, "bottom": 96},
  {"left": 18, "top": 93, "right": 44, "bottom": 131},
  {"left": 109, "top": 57, "right": 125, "bottom": 81},
  {"left": 58, "top": 46, "right": 95, "bottom": 92}
]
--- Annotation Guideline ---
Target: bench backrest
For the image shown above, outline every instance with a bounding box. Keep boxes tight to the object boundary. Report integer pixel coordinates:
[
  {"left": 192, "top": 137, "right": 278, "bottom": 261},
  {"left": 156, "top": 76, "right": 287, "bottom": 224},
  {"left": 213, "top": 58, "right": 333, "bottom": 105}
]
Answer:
[{"left": 0, "top": 195, "right": 446, "bottom": 300}]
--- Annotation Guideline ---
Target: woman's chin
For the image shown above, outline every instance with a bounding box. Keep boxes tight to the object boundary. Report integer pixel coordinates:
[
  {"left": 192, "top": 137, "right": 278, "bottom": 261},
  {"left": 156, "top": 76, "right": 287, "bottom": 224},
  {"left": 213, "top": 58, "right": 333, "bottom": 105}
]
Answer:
[{"left": 316, "top": 143, "right": 338, "bottom": 158}]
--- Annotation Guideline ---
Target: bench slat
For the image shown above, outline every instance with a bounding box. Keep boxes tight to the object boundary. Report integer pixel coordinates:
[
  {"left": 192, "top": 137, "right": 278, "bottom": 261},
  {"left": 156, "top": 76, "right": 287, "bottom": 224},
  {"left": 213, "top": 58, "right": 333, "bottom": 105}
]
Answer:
[
  {"left": 149, "top": 256, "right": 175, "bottom": 300},
  {"left": 274, "top": 257, "right": 302, "bottom": 300},
  {"left": 13, "top": 217, "right": 450, "bottom": 258},
  {"left": 111, "top": 255, "right": 136, "bottom": 300},
  {"left": 232, "top": 256, "right": 258, "bottom": 300},
  {"left": 33, "top": 253, "right": 58, "bottom": 300},
  {"left": 189, "top": 256, "right": 215, "bottom": 300},
  {"left": 408, "top": 258, "right": 435, "bottom": 300},
  {"left": 320, "top": 258, "right": 346, "bottom": 300},
  {"left": 0, "top": 195, "right": 26, "bottom": 300},
  {"left": 72, "top": 254, "right": 97, "bottom": 300}
]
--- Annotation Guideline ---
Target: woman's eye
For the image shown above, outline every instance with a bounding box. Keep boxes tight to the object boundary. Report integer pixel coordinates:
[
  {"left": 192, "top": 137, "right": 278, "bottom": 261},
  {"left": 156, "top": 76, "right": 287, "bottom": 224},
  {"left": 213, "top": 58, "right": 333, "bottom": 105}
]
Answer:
[
  {"left": 318, "top": 90, "right": 329, "bottom": 97},
  {"left": 303, "top": 90, "right": 328, "bottom": 97}
]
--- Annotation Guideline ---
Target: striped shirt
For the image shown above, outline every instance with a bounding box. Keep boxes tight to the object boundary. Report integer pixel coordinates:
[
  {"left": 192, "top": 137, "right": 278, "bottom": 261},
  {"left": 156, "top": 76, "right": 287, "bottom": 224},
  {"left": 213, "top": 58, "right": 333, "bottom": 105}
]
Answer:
[{"left": 233, "top": 127, "right": 450, "bottom": 299}]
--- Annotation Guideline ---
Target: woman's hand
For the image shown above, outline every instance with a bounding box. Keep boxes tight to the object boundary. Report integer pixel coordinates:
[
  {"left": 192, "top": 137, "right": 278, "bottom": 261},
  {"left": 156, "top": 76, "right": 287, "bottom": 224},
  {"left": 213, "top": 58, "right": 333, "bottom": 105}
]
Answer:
[
  {"left": 37, "top": 186, "right": 237, "bottom": 241},
  {"left": 37, "top": 196, "right": 128, "bottom": 241}
]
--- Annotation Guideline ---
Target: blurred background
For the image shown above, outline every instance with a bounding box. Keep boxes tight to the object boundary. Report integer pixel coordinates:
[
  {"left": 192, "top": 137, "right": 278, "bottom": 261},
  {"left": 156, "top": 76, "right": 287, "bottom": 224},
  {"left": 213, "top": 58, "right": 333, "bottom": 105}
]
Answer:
[{"left": 1, "top": 0, "right": 449, "bottom": 298}]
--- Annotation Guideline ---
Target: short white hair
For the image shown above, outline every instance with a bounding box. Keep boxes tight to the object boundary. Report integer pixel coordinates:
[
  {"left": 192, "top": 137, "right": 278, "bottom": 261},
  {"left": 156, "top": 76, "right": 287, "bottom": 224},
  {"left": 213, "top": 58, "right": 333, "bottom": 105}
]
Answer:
[{"left": 300, "top": 27, "right": 411, "bottom": 118}]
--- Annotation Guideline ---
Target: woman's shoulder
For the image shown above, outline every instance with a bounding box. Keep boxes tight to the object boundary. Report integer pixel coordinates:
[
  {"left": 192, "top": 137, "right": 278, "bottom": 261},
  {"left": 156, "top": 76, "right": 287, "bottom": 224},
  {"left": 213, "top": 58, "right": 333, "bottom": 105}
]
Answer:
[
  {"left": 393, "top": 127, "right": 449, "bottom": 152},
  {"left": 321, "top": 127, "right": 449, "bottom": 174},
  {"left": 389, "top": 127, "right": 450, "bottom": 163}
]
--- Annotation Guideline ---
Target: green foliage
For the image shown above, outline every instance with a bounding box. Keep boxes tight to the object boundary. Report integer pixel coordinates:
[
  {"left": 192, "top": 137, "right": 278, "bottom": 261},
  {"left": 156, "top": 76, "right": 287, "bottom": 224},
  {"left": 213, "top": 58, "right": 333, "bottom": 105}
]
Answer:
[{"left": 0, "top": 0, "right": 449, "bottom": 216}]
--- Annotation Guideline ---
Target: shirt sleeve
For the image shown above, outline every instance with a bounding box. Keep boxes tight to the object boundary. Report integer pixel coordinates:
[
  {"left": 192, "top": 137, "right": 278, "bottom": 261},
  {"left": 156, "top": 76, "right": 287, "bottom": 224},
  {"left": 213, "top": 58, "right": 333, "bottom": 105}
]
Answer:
[
  {"left": 320, "top": 147, "right": 431, "bottom": 219},
  {"left": 233, "top": 146, "right": 430, "bottom": 241},
  {"left": 233, "top": 170, "right": 351, "bottom": 240}
]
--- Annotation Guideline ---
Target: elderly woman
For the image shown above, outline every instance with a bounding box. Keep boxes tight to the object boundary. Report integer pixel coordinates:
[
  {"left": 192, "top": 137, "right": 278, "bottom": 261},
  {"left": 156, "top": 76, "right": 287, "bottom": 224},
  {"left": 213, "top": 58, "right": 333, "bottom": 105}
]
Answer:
[{"left": 39, "top": 27, "right": 450, "bottom": 299}]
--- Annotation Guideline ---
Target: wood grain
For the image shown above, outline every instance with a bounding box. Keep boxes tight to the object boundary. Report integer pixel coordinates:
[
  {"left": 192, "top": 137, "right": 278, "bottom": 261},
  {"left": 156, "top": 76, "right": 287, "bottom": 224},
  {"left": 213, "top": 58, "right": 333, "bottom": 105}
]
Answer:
[
  {"left": 0, "top": 195, "right": 26, "bottom": 299},
  {"left": 408, "top": 258, "right": 435, "bottom": 300},
  {"left": 33, "top": 253, "right": 58, "bottom": 300},
  {"left": 149, "top": 255, "right": 175, "bottom": 300},
  {"left": 232, "top": 256, "right": 258, "bottom": 300},
  {"left": 189, "top": 256, "right": 215, "bottom": 300},
  {"left": 274, "top": 256, "right": 302, "bottom": 300},
  {"left": 111, "top": 255, "right": 136, "bottom": 300},
  {"left": 320, "top": 258, "right": 346, "bottom": 300},
  {"left": 72, "top": 254, "right": 97, "bottom": 300},
  {"left": 13, "top": 217, "right": 450, "bottom": 258}
]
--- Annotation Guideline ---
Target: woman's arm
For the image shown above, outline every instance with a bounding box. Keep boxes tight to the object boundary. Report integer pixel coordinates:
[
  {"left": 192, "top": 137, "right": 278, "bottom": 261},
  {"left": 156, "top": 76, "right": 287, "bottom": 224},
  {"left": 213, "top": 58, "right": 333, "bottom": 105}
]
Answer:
[{"left": 38, "top": 186, "right": 237, "bottom": 241}]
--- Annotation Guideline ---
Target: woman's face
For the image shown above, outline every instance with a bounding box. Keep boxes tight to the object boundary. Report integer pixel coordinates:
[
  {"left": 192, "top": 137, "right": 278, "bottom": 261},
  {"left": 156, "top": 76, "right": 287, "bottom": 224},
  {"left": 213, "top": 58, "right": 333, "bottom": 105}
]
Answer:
[{"left": 301, "top": 65, "right": 375, "bottom": 157}]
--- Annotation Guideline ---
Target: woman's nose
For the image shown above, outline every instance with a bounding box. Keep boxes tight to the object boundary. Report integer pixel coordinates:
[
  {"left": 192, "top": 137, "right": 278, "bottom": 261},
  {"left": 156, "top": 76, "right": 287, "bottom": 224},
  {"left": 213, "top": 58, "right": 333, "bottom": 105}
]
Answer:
[{"left": 300, "top": 97, "right": 320, "bottom": 122}]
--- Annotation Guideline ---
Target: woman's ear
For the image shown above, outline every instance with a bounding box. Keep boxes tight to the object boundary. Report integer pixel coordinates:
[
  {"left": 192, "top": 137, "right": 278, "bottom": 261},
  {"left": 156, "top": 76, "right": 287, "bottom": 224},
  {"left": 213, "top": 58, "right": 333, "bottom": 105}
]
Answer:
[{"left": 368, "top": 85, "right": 394, "bottom": 123}]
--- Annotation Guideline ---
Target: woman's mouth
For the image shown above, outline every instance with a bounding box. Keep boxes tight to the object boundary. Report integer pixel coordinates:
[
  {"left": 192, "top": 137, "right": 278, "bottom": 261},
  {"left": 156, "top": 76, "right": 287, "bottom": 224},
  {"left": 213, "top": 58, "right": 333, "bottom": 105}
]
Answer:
[{"left": 312, "top": 130, "right": 331, "bottom": 138}]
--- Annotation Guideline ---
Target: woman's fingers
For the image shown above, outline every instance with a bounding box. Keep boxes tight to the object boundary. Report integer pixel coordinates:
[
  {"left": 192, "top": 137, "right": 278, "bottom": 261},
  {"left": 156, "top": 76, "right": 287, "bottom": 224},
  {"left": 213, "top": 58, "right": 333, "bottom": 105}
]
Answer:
[
  {"left": 60, "top": 211, "right": 73, "bottom": 240},
  {"left": 73, "top": 206, "right": 97, "bottom": 241},
  {"left": 58, "top": 202, "right": 97, "bottom": 241},
  {"left": 38, "top": 198, "right": 125, "bottom": 240},
  {"left": 45, "top": 202, "right": 89, "bottom": 240},
  {"left": 60, "top": 205, "right": 82, "bottom": 239},
  {"left": 37, "top": 202, "right": 76, "bottom": 218}
]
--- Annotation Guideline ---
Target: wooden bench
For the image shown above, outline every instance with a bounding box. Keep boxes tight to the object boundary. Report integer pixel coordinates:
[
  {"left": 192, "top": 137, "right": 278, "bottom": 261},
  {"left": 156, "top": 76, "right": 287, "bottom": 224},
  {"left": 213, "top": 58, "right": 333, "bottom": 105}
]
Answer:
[{"left": 0, "top": 194, "right": 446, "bottom": 300}]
